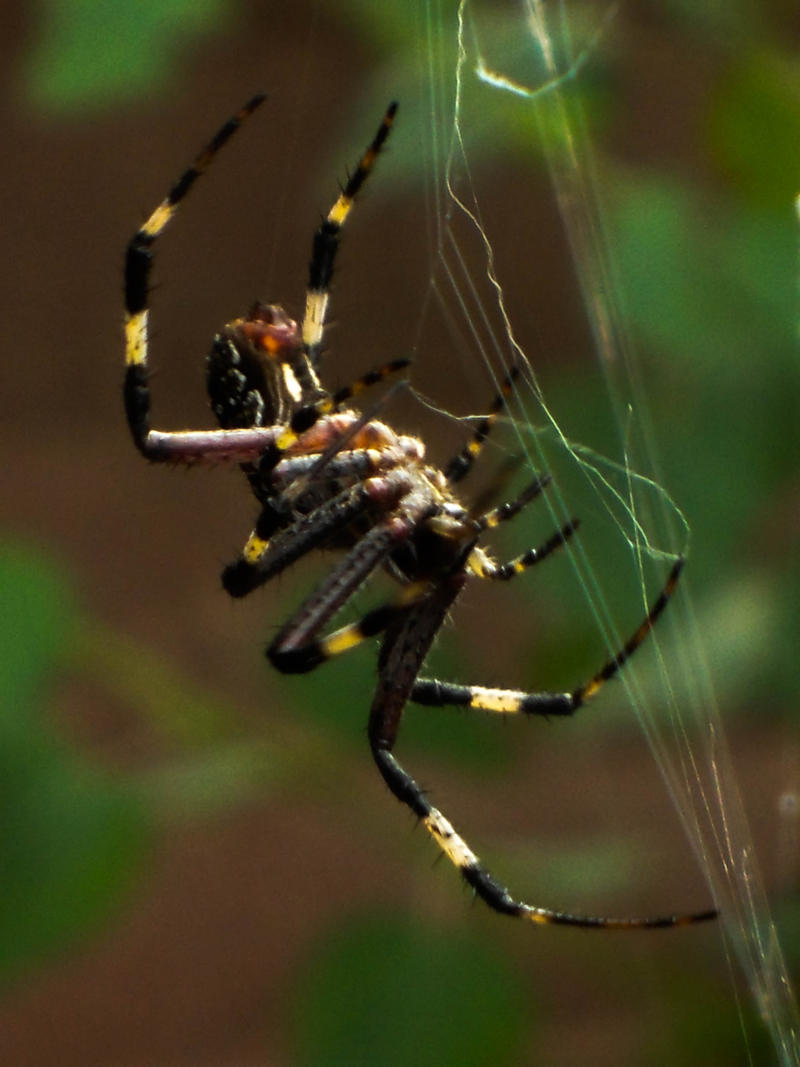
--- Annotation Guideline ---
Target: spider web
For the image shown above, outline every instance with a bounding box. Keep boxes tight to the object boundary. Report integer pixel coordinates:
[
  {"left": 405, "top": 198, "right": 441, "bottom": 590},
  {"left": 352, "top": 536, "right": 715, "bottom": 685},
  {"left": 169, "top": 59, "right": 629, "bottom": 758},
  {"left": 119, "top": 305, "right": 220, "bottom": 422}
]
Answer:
[{"left": 409, "top": 0, "right": 799, "bottom": 1062}]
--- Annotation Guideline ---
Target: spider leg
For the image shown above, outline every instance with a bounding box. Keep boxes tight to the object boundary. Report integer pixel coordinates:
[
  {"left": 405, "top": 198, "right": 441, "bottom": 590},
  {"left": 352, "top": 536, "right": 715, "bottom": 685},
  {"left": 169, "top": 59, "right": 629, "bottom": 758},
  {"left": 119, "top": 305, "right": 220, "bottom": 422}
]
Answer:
[
  {"left": 124, "top": 95, "right": 269, "bottom": 464},
  {"left": 410, "top": 559, "right": 684, "bottom": 717},
  {"left": 457, "top": 473, "right": 579, "bottom": 580},
  {"left": 470, "top": 520, "right": 579, "bottom": 582},
  {"left": 330, "top": 359, "right": 412, "bottom": 409},
  {"left": 268, "top": 415, "right": 419, "bottom": 514},
  {"left": 126, "top": 426, "right": 289, "bottom": 466},
  {"left": 227, "top": 401, "right": 426, "bottom": 597},
  {"left": 370, "top": 577, "right": 715, "bottom": 927},
  {"left": 223, "top": 468, "right": 415, "bottom": 598},
  {"left": 302, "top": 102, "right": 397, "bottom": 372},
  {"left": 252, "top": 357, "right": 412, "bottom": 482},
  {"left": 269, "top": 444, "right": 411, "bottom": 493},
  {"left": 472, "top": 473, "right": 550, "bottom": 529},
  {"left": 444, "top": 366, "right": 521, "bottom": 484},
  {"left": 266, "top": 489, "right": 436, "bottom": 674}
]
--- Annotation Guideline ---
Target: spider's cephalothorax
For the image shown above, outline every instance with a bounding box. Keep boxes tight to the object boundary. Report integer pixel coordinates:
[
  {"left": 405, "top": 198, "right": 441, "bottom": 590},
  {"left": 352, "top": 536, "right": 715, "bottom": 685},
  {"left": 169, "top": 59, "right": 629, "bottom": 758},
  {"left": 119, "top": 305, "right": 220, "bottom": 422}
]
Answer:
[{"left": 123, "top": 96, "right": 716, "bottom": 930}]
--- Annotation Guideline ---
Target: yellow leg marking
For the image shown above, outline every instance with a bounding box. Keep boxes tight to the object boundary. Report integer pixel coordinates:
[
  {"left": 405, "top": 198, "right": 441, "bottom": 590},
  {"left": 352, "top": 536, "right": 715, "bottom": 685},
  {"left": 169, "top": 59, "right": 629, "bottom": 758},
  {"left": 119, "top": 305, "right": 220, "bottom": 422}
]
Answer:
[
  {"left": 303, "top": 291, "right": 329, "bottom": 348},
  {"left": 124, "top": 311, "right": 148, "bottom": 366},
  {"left": 468, "top": 688, "right": 526, "bottom": 714},
  {"left": 318, "top": 583, "right": 429, "bottom": 660},
  {"left": 397, "top": 580, "right": 431, "bottom": 606},
  {"left": 243, "top": 533, "right": 269, "bottom": 565},
  {"left": 140, "top": 200, "right": 176, "bottom": 238},
  {"left": 320, "top": 624, "right": 366, "bottom": 658},
  {"left": 275, "top": 427, "right": 298, "bottom": 451},
  {"left": 423, "top": 809, "right": 479, "bottom": 869},
  {"left": 579, "top": 677, "right": 603, "bottom": 701},
  {"left": 467, "top": 549, "right": 534, "bottom": 579},
  {"left": 327, "top": 194, "right": 354, "bottom": 227}
]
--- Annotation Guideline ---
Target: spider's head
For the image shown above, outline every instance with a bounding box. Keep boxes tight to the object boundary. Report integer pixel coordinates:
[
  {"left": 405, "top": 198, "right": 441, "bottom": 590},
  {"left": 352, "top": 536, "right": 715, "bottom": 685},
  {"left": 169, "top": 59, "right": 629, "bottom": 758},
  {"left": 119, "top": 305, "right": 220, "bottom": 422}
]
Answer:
[{"left": 207, "top": 303, "right": 304, "bottom": 429}]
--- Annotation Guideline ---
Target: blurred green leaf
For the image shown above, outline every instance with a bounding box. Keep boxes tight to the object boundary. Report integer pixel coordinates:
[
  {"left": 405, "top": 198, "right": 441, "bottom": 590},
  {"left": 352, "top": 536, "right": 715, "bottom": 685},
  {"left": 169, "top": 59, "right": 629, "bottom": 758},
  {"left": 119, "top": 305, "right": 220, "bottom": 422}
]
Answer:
[
  {"left": 609, "top": 177, "right": 796, "bottom": 565},
  {"left": 23, "top": 0, "right": 232, "bottom": 114},
  {"left": 133, "top": 738, "right": 282, "bottom": 818},
  {"left": 0, "top": 545, "right": 72, "bottom": 741},
  {"left": 0, "top": 758, "right": 147, "bottom": 982},
  {"left": 74, "top": 621, "right": 239, "bottom": 747},
  {"left": 292, "top": 914, "right": 530, "bottom": 1067},
  {"left": 337, "top": 0, "right": 427, "bottom": 51},
  {"left": 708, "top": 50, "right": 800, "bottom": 210},
  {"left": 609, "top": 177, "right": 795, "bottom": 368},
  {"left": 0, "top": 544, "right": 149, "bottom": 983}
]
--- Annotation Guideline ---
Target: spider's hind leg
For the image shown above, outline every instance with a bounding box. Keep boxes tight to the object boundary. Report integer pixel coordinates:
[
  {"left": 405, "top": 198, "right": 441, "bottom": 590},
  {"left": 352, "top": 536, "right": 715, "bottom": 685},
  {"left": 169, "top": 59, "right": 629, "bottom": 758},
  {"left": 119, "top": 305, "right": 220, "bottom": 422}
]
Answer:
[
  {"left": 372, "top": 577, "right": 716, "bottom": 928},
  {"left": 410, "top": 559, "right": 685, "bottom": 719}
]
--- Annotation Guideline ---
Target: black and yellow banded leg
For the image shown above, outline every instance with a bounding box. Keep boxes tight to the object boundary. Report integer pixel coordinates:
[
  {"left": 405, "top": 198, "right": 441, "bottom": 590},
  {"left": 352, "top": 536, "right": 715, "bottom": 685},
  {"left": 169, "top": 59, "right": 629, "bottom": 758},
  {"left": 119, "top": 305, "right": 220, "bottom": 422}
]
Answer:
[
  {"left": 473, "top": 474, "right": 550, "bottom": 532},
  {"left": 444, "top": 366, "right": 521, "bottom": 484},
  {"left": 289, "top": 356, "right": 412, "bottom": 445},
  {"left": 124, "top": 95, "right": 266, "bottom": 459},
  {"left": 303, "top": 102, "right": 398, "bottom": 369},
  {"left": 410, "top": 679, "right": 576, "bottom": 717},
  {"left": 571, "top": 557, "right": 684, "bottom": 705},
  {"left": 370, "top": 576, "right": 716, "bottom": 928},
  {"left": 486, "top": 520, "right": 579, "bottom": 580},
  {"left": 266, "top": 496, "right": 435, "bottom": 674},
  {"left": 466, "top": 474, "right": 578, "bottom": 582},
  {"left": 470, "top": 519, "right": 579, "bottom": 582},
  {"left": 331, "top": 358, "right": 412, "bottom": 407},
  {"left": 223, "top": 469, "right": 414, "bottom": 598},
  {"left": 412, "top": 558, "right": 685, "bottom": 716},
  {"left": 373, "top": 748, "right": 716, "bottom": 927},
  {"left": 271, "top": 581, "right": 432, "bottom": 675}
]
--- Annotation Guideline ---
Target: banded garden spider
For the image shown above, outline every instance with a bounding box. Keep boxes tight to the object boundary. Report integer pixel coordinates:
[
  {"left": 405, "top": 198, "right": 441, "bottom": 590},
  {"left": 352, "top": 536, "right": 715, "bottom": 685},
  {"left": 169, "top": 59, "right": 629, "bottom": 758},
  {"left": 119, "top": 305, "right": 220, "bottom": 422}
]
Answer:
[{"left": 123, "top": 96, "right": 716, "bottom": 929}]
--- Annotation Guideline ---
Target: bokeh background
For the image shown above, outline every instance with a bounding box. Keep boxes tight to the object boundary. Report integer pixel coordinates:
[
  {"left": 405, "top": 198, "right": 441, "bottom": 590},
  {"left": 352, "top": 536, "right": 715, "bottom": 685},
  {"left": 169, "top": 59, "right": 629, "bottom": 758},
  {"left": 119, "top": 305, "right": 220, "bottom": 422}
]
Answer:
[{"left": 1, "top": 2, "right": 798, "bottom": 1064}]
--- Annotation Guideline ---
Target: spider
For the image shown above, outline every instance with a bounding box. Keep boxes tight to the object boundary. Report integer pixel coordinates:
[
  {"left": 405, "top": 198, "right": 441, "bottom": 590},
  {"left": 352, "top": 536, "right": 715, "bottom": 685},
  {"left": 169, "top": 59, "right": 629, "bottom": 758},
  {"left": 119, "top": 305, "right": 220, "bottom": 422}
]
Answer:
[{"left": 123, "top": 95, "right": 716, "bottom": 929}]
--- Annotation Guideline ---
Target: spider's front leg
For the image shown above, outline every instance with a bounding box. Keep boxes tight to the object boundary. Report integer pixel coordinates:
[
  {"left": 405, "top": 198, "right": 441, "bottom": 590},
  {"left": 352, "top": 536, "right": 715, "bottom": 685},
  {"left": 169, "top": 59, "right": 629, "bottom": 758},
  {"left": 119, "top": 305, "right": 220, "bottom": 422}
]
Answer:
[
  {"left": 123, "top": 96, "right": 282, "bottom": 466},
  {"left": 302, "top": 102, "right": 397, "bottom": 371}
]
